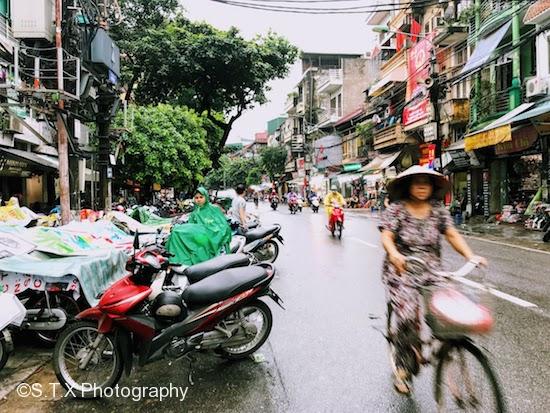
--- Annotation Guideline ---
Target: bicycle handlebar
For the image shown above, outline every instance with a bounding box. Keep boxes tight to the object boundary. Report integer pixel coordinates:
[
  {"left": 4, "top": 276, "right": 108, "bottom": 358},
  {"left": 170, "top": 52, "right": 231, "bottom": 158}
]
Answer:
[{"left": 404, "top": 256, "right": 482, "bottom": 280}]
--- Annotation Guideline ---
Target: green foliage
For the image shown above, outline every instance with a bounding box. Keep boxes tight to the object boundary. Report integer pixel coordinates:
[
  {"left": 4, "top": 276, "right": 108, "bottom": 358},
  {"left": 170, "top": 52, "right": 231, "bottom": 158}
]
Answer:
[
  {"left": 356, "top": 121, "right": 374, "bottom": 143},
  {"left": 260, "top": 146, "right": 287, "bottom": 180},
  {"left": 113, "top": 6, "right": 298, "bottom": 165},
  {"left": 204, "top": 156, "right": 263, "bottom": 189},
  {"left": 115, "top": 104, "right": 211, "bottom": 191}
]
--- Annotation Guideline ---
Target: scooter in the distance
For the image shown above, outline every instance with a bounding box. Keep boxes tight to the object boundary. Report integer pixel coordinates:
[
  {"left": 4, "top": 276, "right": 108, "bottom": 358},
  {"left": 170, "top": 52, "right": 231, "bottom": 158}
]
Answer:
[
  {"left": 311, "top": 197, "right": 320, "bottom": 213},
  {"left": 270, "top": 197, "right": 279, "bottom": 211},
  {"left": 327, "top": 203, "right": 344, "bottom": 239}
]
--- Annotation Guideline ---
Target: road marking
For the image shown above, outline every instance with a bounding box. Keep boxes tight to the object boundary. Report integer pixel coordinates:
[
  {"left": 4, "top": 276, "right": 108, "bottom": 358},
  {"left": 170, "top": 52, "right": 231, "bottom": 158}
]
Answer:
[
  {"left": 463, "top": 234, "right": 550, "bottom": 256},
  {"left": 457, "top": 277, "right": 538, "bottom": 308},
  {"left": 350, "top": 237, "right": 380, "bottom": 249}
]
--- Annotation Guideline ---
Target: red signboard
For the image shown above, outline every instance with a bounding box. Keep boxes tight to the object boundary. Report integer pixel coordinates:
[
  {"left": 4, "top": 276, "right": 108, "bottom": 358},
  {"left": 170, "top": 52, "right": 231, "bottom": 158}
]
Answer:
[
  {"left": 402, "top": 99, "right": 430, "bottom": 126},
  {"left": 419, "top": 143, "right": 436, "bottom": 169},
  {"left": 403, "top": 33, "right": 434, "bottom": 127}
]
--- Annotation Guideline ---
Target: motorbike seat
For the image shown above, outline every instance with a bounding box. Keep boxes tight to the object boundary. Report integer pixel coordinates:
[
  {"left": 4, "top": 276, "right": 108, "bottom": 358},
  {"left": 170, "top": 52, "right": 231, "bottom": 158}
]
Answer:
[
  {"left": 178, "top": 253, "right": 250, "bottom": 284},
  {"left": 245, "top": 225, "right": 279, "bottom": 243},
  {"left": 182, "top": 266, "right": 269, "bottom": 308}
]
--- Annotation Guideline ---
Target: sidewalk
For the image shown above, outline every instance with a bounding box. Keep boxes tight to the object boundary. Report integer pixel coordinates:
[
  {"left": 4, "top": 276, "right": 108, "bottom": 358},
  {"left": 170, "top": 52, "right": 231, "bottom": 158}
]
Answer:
[{"left": 344, "top": 208, "right": 550, "bottom": 253}]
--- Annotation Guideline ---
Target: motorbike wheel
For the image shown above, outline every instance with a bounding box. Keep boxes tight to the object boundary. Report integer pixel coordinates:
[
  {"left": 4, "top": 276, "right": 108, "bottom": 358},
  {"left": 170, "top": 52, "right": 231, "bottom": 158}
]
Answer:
[
  {"left": 220, "top": 299, "right": 273, "bottom": 360},
  {"left": 30, "top": 293, "right": 82, "bottom": 346},
  {"left": 543, "top": 229, "right": 550, "bottom": 243},
  {"left": 253, "top": 240, "right": 279, "bottom": 263},
  {"left": 336, "top": 221, "right": 343, "bottom": 239},
  {"left": 0, "top": 334, "right": 8, "bottom": 371},
  {"left": 53, "top": 321, "right": 123, "bottom": 399}
]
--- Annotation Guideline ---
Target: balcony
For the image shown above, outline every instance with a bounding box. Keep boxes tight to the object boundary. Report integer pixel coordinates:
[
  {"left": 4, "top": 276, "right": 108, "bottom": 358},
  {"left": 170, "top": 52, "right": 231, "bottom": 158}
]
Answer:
[
  {"left": 296, "top": 100, "right": 305, "bottom": 114},
  {"left": 474, "top": 89, "right": 510, "bottom": 124},
  {"left": 433, "top": 23, "right": 468, "bottom": 47},
  {"left": 317, "top": 69, "right": 343, "bottom": 95},
  {"left": 285, "top": 96, "right": 297, "bottom": 114},
  {"left": 442, "top": 98, "right": 470, "bottom": 124},
  {"left": 0, "top": 16, "right": 17, "bottom": 55},
  {"left": 373, "top": 123, "right": 408, "bottom": 150},
  {"left": 317, "top": 108, "right": 341, "bottom": 128},
  {"left": 290, "top": 134, "right": 305, "bottom": 154}
]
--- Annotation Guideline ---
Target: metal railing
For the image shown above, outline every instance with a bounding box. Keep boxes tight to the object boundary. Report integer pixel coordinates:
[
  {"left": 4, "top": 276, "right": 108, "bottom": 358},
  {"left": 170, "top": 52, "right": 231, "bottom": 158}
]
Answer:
[{"left": 474, "top": 88, "right": 509, "bottom": 122}]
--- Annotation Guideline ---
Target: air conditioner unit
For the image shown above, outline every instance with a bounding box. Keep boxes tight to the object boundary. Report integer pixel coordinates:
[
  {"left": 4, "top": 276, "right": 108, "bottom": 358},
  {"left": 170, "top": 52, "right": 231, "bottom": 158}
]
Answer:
[
  {"left": 6, "top": 116, "right": 23, "bottom": 134},
  {"left": 526, "top": 77, "right": 548, "bottom": 98},
  {"left": 11, "top": 0, "right": 55, "bottom": 42},
  {"left": 74, "top": 119, "right": 90, "bottom": 146}
]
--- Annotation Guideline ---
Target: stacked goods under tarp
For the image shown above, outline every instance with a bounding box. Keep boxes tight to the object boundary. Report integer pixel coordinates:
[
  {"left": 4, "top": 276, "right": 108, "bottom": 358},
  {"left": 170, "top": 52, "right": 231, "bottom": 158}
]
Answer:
[{"left": 130, "top": 207, "right": 172, "bottom": 226}]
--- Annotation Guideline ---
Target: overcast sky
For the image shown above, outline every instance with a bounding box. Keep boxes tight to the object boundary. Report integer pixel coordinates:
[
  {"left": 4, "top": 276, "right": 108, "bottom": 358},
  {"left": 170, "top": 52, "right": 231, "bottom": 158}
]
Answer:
[{"left": 180, "top": 0, "right": 377, "bottom": 143}]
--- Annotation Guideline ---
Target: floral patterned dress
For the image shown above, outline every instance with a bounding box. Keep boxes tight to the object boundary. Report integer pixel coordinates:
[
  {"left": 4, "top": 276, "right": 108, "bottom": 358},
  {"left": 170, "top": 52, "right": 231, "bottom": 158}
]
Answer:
[{"left": 379, "top": 201, "right": 454, "bottom": 329}]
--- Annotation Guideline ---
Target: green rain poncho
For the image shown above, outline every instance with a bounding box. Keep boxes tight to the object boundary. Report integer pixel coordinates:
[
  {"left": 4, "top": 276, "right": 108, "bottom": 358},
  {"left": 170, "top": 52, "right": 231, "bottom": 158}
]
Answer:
[{"left": 166, "top": 187, "right": 232, "bottom": 265}]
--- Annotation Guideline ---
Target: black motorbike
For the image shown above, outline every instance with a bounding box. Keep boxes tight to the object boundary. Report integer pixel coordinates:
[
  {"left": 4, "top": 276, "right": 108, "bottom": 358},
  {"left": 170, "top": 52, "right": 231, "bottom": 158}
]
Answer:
[{"left": 271, "top": 198, "right": 279, "bottom": 211}]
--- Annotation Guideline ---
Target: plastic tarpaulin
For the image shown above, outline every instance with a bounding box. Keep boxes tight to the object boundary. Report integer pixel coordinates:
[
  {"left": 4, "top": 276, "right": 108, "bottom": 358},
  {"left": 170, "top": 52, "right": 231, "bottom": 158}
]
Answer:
[
  {"left": 166, "top": 223, "right": 221, "bottom": 266},
  {"left": 130, "top": 207, "right": 172, "bottom": 226},
  {"left": 0, "top": 249, "right": 127, "bottom": 306}
]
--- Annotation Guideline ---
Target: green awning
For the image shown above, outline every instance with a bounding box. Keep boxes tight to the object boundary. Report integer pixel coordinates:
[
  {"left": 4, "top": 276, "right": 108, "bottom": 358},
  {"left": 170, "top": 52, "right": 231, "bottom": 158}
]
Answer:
[{"left": 343, "top": 163, "right": 361, "bottom": 172}]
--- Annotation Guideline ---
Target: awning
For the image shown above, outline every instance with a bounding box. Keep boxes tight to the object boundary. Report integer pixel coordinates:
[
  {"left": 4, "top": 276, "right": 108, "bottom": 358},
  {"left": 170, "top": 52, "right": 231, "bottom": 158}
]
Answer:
[
  {"left": 444, "top": 139, "right": 466, "bottom": 152},
  {"left": 464, "top": 103, "right": 535, "bottom": 151},
  {"left": 359, "top": 151, "right": 401, "bottom": 173},
  {"left": 369, "top": 66, "right": 407, "bottom": 97},
  {"left": 334, "top": 107, "right": 365, "bottom": 127},
  {"left": 337, "top": 173, "right": 363, "bottom": 185},
  {"left": 508, "top": 99, "right": 550, "bottom": 123},
  {"left": 460, "top": 21, "right": 511, "bottom": 76},
  {"left": 0, "top": 147, "right": 58, "bottom": 170}
]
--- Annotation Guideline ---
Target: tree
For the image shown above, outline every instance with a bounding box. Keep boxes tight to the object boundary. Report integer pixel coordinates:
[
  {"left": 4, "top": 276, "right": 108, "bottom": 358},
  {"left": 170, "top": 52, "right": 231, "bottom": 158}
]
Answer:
[
  {"left": 260, "top": 146, "right": 287, "bottom": 181},
  {"left": 121, "top": 16, "right": 298, "bottom": 167},
  {"left": 110, "top": 0, "right": 180, "bottom": 102},
  {"left": 204, "top": 156, "right": 261, "bottom": 189},
  {"left": 115, "top": 104, "right": 211, "bottom": 192}
]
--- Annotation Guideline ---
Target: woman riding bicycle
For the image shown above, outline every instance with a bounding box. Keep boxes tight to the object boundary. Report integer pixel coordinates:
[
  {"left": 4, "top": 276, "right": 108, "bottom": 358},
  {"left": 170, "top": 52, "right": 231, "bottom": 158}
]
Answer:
[{"left": 379, "top": 165, "right": 487, "bottom": 394}]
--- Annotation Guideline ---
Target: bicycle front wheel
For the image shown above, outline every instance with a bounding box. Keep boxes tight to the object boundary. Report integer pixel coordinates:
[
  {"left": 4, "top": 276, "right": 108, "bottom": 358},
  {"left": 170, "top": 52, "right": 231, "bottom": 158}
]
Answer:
[{"left": 434, "top": 339, "right": 506, "bottom": 412}]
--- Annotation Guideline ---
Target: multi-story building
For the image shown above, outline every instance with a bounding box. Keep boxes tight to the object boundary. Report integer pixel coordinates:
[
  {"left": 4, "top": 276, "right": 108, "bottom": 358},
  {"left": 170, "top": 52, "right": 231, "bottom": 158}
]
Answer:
[{"left": 0, "top": 1, "right": 120, "bottom": 212}]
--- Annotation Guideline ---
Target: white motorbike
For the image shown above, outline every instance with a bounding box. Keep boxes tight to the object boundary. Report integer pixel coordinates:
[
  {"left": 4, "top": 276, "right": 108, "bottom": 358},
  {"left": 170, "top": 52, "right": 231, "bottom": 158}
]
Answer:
[{"left": 0, "top": 293, "right": 26, "bottom": 371}]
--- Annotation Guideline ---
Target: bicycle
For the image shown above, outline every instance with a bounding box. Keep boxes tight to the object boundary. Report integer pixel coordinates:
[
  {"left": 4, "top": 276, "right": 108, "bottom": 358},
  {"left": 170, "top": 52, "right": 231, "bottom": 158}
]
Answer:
[{"left": 386, "top": 257, "right": 506, "bottom": 412}]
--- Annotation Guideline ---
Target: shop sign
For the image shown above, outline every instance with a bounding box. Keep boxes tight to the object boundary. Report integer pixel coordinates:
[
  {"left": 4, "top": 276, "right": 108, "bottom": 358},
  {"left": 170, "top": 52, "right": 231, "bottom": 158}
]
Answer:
[
  {"left": 495, "top": 125, "right": 538, "bottom": 155},
  {"left": 449, "top": 150, "right": 470, "bottom": 169},
  {"left": 465, "top": 124, "right": 511, "bottom": 151},
  {"left": 0, "top": 158, "right": 31, "bottom": 177},
  {"left": 403, "top": 99, "right": 430, "bottom": 127},
  {"left": 403, "top": 33, "right": 434, "bottom": 127},
  {"left": 296, "top": 157, "right": 305, "bottom": 177},
  {"left": 423, "top": 122, "right": 438, "bottom": 142},
  {"left": 482, "top": 169, "right": 490, "bottom": 217},
  {"left": 419, "top": 143, "right": 436, "bottom": 169}
]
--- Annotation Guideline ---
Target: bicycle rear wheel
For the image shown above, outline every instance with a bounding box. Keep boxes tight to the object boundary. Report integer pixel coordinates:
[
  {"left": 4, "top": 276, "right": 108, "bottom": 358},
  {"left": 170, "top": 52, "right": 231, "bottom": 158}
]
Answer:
[{"left": 434, "top": 339, "right": 506, "bottom": 412}]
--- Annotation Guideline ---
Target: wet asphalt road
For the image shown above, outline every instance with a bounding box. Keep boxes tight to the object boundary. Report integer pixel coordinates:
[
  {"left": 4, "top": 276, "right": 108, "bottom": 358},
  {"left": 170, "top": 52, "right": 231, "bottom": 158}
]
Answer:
[{"left": 1, "top": 202, "right": 549, "bottom": 413}]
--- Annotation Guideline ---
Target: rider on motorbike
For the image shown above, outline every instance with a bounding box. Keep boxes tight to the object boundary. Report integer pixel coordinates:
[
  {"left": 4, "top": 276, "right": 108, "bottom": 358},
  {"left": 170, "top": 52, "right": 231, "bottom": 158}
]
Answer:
[{"left": 324, "top": 185, "right": 345, "bottom": 225}]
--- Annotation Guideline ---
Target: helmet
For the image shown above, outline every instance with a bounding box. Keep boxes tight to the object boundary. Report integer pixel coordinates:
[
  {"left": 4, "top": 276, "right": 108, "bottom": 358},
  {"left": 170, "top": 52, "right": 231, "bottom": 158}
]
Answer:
[{"left": 151, "top": 291, "right": 187, "bottom": 323}]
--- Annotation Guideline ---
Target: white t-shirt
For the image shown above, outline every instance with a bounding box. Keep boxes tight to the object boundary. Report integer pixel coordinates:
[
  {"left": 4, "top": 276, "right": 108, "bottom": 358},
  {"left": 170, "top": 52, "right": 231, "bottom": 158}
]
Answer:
[{"left": 230, "top": 196, "right": 246, "bottom": 225}]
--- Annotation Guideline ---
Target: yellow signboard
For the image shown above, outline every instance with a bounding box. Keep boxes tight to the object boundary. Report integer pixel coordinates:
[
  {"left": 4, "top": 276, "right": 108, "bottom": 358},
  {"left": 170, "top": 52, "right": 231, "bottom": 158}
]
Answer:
[{"left": 465, "top": 124, "right": 512, "bottom": 152}]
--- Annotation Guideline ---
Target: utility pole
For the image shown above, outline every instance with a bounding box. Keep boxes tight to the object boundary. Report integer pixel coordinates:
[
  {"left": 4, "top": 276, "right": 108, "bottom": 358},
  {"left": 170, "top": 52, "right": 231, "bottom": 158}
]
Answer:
[
  {"left": 55, "top": 0, "right": 71, "bottom": 224},
  {"left": 429, "top": 46, "right": 443, "bottom": 173}
]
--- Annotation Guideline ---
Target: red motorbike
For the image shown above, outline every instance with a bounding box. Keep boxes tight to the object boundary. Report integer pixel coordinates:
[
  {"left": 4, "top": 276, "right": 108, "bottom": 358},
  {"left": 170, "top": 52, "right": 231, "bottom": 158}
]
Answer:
[
  {"left": 52, "top": 235, "right": 283, "bottom": 398},
  {"left": 328, "top": 204, "right": 344, "bottom": 239}
]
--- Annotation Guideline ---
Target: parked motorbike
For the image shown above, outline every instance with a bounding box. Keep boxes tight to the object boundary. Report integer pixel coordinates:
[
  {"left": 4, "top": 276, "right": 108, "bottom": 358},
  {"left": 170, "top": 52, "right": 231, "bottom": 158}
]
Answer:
[
  {"left": 229, "top": 223, "right": 284, "bottom": 263},
  {"left": 52, "top": 234, "right": 283, "bottom": 399},
  {"left": 311, "top": 198, "right": 320, "bottom": 213},
  {"left": 0, "top": 293, "right": 26, "bottom": 371},
  {"left": 328, "top": 204, "right": 344, "bottom": 239}
]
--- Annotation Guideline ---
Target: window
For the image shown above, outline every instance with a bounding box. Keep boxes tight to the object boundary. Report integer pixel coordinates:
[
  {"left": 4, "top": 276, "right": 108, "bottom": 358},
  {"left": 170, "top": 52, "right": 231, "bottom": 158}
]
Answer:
[
  {"left": 337, "top": 93, "right": 343, "bottom": 117},
  {"left": 495, "top": 62, "right": 512, "bottom": 92}
]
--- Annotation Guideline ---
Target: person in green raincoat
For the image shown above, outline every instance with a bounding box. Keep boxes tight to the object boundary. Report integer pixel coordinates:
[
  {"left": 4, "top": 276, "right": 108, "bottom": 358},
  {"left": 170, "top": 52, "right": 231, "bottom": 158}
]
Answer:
[
  {"left": 166, "top": 187, "right": 232, "bottom": 265},
  {"left": 188, "top": 187, "right": 232, "bottom": 253}
]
